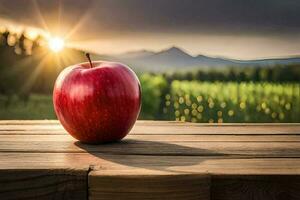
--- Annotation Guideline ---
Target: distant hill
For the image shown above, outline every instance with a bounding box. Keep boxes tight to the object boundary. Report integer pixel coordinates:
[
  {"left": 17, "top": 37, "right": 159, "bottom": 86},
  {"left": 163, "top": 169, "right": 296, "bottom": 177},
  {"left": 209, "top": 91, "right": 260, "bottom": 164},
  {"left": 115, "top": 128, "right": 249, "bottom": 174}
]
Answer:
[{"left": 92, "top": 46, "right": 300, "bottom": 72}]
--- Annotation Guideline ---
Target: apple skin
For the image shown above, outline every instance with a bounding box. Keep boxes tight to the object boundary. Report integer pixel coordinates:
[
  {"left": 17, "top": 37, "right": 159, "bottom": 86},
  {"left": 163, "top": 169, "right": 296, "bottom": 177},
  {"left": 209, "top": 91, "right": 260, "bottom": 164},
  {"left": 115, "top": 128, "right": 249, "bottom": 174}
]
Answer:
[{"left": 53, "top": 61, "right": 141, "bottom": 144}]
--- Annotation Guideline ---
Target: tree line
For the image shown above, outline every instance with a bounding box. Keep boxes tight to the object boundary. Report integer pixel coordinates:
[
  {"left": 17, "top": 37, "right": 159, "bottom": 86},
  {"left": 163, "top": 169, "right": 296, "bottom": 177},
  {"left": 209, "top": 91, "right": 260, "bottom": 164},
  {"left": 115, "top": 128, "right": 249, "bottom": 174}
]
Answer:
[{"left": 162, "top": 65, "right": 300, "bottom": 83}]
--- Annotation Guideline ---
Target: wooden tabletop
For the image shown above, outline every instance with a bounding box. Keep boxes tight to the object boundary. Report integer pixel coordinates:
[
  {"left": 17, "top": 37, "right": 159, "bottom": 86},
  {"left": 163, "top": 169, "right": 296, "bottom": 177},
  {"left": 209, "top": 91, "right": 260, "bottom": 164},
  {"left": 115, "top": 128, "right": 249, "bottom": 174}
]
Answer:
[{"left": 0, "top": 121, "right": 300, "bottom": 200}]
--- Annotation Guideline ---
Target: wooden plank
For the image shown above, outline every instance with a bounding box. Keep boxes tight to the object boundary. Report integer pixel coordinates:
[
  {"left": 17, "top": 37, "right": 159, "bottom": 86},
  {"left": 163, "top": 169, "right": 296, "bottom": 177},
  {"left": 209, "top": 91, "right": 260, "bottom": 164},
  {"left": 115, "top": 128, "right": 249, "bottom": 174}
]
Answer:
[
  {"left": 131, "top": 125, "right": 300, "bottom": 135},
  {"left": 0, "top": 121, "right": 299, "bottom": 135},
  {"left": 88, "top": 156, "right": 300, "bottom": 176},
  {"left": 0, "top": 153, "right": 91, "bottom": 169},
  {"left": 0, "top": 120, "right": 299, "bottom": 126},
  {"left": 89, "top": 173, "right": 210, "bottom": 200},
  {"left": 1, "top": 152, "right": 300, "bottom": 199},
  {"left": 88, "top": 155, "right": 300, "bottom": 199},
  {"left": 1, "top": 152, "right": 299, "bottom": 199},
  {"left": 0, "top": 124, "right": 63, "bottom": 131},
  {"left": 89, "top": 174, "right": 300, "bottom": 200},
  {"left": 1, "top": 134, "right": 300, "bottom": 142},
  {"left": 0, "top": 121, "right": 300, "bottom": 200},
  {"left": 0, "top": 169, "right": 88, "bottom": 200},
  {"left": 1, "top": 153, "right": 299, "bottom": 175},
  {"left": 211, "top": 175, "right": 300, "bottom": 200},
  {"left": 128, "top": 134, "right": 300, "bottom": 142},
  {"left": 0, "top": 130, "right": 67, "bottom": 135},
  {"left": 0, "top": 125, "right": 299, "bottom": 135},
  {"left": 0, "top": 120, "right": 59, "bottom": 125},
  {"left": 0, "top": 139, "right": 299, "bottom": 157}
]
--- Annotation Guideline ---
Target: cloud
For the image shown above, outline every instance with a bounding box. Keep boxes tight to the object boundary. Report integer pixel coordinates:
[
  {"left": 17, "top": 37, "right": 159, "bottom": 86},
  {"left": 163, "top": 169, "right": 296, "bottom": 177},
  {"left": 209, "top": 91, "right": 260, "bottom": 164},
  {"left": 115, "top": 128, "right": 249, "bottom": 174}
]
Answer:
[
  {"left": 0, "top": 0, "right": 300, "bottom": 37},
  {"left": 0, "top": 0, "right": 299, "bottom": 58}
]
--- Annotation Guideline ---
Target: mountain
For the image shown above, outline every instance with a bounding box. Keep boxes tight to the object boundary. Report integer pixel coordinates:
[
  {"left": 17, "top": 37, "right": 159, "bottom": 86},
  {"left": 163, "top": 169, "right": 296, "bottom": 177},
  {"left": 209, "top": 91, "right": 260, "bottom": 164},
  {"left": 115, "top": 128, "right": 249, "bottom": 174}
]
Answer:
[
  {"left": 233, "top": 57, "right": 300, "bottom": 66},
  {"left": 92, "top": 46, "right": 300, "bottom": 72},
  {"left": 115, "top": 50, "right": 155, "bottom": 59},
  {"left": 136, "top": 47, "right": 198, "bottom": 70}
]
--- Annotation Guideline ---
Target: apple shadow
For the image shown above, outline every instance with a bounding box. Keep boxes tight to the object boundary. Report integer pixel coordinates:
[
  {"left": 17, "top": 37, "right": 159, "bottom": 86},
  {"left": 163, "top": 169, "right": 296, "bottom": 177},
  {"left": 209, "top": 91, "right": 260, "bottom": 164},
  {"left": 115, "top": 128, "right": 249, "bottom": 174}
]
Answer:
[{"left": 74, "top": 138, "right": 225, "bottom": 173}]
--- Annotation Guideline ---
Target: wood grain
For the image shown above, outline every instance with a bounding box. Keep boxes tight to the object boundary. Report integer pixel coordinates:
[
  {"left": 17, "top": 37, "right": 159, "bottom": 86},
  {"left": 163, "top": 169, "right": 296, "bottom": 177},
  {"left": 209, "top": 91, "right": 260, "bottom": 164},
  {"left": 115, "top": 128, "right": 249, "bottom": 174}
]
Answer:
[
  {"left": 211, "top": 175, "right": 300, "bottom": 200},
  {"left": 2, "top": 134, "right": 300, "bottom": 142},
  {"left": 0, "top": 121, "right": 299, "bottom": 135},
  {"left": 0, "top": 153, "right": 299, "bottom": 175},
  {"left": 0, "top": 139, "right": 299, "bottom": 157},
  {"left": 89, "top": 173, "right": 210, "bottom": 200},
  {"left": 0, "top": 121, "right": 299, "bottom": 200},
  {"left": 0, "top": 120, "right": 298, "bottom": 126},
  {"left": 0, "top": 169, "right": 88, "bottom": 200}
]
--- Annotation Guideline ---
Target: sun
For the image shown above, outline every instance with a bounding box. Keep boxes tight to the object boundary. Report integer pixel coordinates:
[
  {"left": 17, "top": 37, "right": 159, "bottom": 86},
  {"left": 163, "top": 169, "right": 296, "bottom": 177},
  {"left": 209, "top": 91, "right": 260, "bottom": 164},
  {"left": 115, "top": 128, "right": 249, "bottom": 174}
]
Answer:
[{"left": 48, "top": 37, "right": 65, "bottom": 52}]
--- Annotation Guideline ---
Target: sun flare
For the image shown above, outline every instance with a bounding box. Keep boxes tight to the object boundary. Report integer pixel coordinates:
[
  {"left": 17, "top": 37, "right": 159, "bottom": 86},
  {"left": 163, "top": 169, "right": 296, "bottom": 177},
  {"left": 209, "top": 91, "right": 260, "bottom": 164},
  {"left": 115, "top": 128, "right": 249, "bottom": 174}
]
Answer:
[{"left": 48, "top": 37, "right": 65, "bottom": 52}]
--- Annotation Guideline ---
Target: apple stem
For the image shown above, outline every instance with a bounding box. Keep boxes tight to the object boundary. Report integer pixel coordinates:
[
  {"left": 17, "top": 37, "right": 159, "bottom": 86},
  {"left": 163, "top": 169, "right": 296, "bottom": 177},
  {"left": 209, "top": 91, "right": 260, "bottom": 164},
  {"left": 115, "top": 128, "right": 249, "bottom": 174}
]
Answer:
[{"left": 86, "top": 53, "right": 94, "bottom": 68}]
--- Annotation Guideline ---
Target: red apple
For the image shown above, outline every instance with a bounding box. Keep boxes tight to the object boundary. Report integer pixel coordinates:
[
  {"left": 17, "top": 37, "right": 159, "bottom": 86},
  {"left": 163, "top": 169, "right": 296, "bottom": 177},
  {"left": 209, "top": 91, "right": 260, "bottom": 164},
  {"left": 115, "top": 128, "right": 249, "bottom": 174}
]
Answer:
[{"left": 53, "top": 54, "right": 141, "bottom": 144}]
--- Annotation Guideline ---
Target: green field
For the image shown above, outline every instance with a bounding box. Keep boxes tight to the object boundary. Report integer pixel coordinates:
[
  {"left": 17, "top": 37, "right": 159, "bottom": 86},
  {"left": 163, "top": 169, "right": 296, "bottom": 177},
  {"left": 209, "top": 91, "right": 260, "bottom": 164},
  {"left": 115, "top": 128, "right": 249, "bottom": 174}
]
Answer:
[
  {"left": 163, "top": 81, "right": 300, "bottom": 123},
  {"left": 0, "top": 95, "right": 56, "bottom": 119},
  {"left": 0, "top": 80, "right": 299, "bottom": 122}
]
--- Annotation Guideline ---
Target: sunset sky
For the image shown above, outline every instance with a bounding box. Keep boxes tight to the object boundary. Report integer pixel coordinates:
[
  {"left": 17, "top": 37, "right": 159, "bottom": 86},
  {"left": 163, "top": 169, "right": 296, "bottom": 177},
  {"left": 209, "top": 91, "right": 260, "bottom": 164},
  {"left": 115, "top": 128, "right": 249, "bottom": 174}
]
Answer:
[{"left": 0, "top": 0, "right": 299, "bottom": 59}]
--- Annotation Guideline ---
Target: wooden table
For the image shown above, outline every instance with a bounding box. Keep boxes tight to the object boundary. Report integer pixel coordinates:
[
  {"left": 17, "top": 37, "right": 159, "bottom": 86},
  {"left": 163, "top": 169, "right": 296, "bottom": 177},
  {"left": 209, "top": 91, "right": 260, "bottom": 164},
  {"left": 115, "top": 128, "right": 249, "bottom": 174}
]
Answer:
[{"left": 0, "top": 121, "right": 300, "bottom": 200}]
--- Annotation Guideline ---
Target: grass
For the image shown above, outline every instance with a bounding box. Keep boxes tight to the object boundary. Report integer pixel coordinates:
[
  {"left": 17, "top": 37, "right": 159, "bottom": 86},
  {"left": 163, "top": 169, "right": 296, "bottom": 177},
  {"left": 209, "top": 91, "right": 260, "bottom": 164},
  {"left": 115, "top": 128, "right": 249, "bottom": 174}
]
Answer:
[
  {"left": 164, "top": 81, "right": 300, "bottom": 123},
  {"left": 0, "top": 94, "right": 56, "bottom": 119}
]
